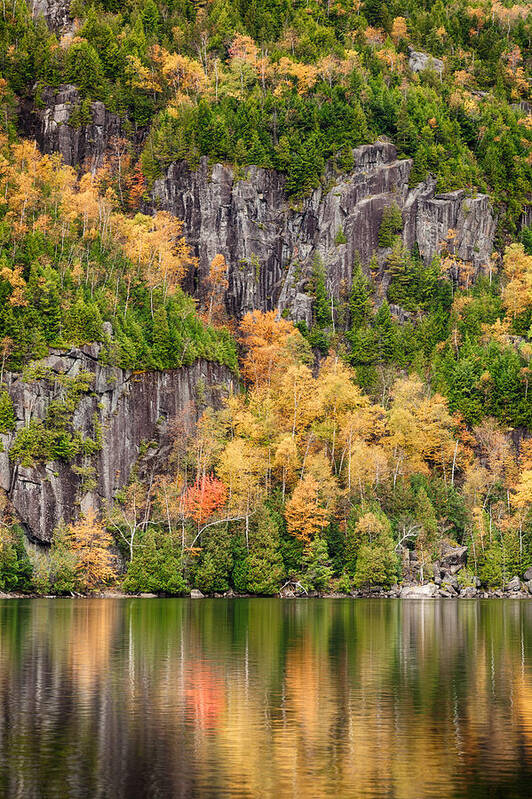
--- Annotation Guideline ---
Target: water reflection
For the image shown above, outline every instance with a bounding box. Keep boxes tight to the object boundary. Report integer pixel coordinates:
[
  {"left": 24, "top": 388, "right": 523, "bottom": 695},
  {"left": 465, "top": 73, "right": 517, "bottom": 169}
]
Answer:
[{"left": 0, "top": 599, "right": 531, "bottom": 798}]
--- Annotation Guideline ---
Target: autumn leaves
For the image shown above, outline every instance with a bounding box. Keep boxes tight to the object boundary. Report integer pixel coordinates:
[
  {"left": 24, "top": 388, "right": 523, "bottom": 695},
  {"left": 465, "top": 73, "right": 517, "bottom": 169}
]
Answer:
[{"left": 195, "top": 310, "right": 469, "bottom": 551}]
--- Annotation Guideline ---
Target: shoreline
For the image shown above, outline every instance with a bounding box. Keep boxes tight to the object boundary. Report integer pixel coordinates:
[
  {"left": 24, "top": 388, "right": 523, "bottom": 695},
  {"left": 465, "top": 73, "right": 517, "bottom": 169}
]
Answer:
[{"left": 2, "top": 587, "right": 532, "bottom": 600}]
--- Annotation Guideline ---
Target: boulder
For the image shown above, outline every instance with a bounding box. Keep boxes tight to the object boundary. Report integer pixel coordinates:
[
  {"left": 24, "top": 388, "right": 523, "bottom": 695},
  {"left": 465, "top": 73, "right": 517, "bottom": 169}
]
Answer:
[
  {"left": 525, "top": 579, "right": 532, "bottom": 594},
  {"left": 190, "top": 589, "right": 205, "bottom": 599},
  {"left": 440, "top": 572, "right": 459, "bottom": 589},
  {"left": 439, "top": 589, "right": 455, "bottom": 598},
  {"left": 439, "top": 544, "right": 468, "bottom": 574},
  {"left": 505, "top": 576, "right": 521, "bottom": 592},
  {"left": 460, "top": 587, "right": 478, "bottom": 598},
  {"left": 399, "top": 583, "right": 439, "bottom": 599},
  {"left": 523, "top": 567, "right": 532, "bottom": 582},
  {"left": 408, "top": 49, "right": 444, "bottom": 75}
]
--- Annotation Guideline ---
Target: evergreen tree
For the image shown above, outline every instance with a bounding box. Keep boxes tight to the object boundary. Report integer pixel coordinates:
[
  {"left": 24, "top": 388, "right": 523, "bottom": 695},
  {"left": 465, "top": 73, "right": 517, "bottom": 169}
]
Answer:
[
  {"left": 246, "top": 506, "right": 284, "bottom": 595},
  {"left": 124, "top": 528, "right": 187, "bottom": 594},
  {"left": 354, "top": 538, "right": 398, "bottom": 589},
  {"left": 349, "top": 260, "right": 372, "bottom": 331},
  {"left": 378, "top": 204, "right": 403, "bottom": 248},
  {"left": 375, "top": 300, "right": 396, "bottom": 361},
  {"left": 301, "top": 537, "right": 333, "bottom": 593}
]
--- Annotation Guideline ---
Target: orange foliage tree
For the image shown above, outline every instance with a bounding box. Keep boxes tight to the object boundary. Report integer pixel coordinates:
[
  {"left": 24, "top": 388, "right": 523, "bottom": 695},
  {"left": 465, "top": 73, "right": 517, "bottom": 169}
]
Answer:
[
  {"left": 184, "top": 473, "right": 228, "bottom": 526},
  {"left": 284, "top": 474, "right": 328, "bottom": 544},
  {"left": 239, "top": 310, "right": 296, "bottom": 388}
]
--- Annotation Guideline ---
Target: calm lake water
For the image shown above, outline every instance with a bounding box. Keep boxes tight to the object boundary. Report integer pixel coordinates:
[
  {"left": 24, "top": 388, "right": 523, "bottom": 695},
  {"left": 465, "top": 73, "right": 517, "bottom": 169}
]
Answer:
[{"left": 0, "top": 599, "right": 532, "bottom": 799}]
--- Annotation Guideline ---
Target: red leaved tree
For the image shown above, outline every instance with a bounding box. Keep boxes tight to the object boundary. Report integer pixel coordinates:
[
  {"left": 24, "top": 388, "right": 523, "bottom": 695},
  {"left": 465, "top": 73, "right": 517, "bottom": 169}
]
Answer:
[{"left": 184, "top": 474, "right": 227, "bottom": 526}]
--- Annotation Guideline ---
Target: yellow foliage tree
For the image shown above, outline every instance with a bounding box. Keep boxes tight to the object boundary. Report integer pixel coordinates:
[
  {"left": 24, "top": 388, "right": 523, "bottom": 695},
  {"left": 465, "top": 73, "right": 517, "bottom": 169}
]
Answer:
[
  {"left": 117, "top": 211, "right": 195, "bottom": 313},
  {"left": 284, "top": 474, "right": 328, "bottom": 544},
  {"left": 391, "top": 16, "right": 408, "bottom": 43},
  {"left": 387, "top": 375, "right": 460, "bottom": 482},
  {"left": 239, "top": 310, "right": 297, "bottom": 388},
  {"left": 502, "top": 243, "right": 532, "bottom": 319},
  {"left": 66, "top": 509, "right": 117, "bottom": 593}
]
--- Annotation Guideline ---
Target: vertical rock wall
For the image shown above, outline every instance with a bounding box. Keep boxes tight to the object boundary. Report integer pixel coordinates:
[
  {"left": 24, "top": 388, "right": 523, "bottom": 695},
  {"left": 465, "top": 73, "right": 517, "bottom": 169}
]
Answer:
[
  {"left": 0, "top": 348, "right": 235, "bottom": 543},
  {"left": 153, "top": 142, "right": 496, "bottom": 320},
  {"left": 37, "top": 86, "right": 125, "bottom": 173},
  {"left": 32, "top": 84, "right": 496, "bottom": 323}
]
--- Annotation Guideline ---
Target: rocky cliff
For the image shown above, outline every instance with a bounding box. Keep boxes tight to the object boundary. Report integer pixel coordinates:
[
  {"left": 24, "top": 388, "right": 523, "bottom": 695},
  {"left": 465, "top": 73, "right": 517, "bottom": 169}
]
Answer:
[
  {"left": 36, "top": 85, "right": 126, "bottom": 172},
  {"left": 32, "top": 83, "right": 496, "bottom": 322},
  {"left": 153, "top": 142, "right": 496, "bottom": 321},
  {"left": 0, "top": 348, "right": 234, "bottom": 543},
  {"left": 30, "top": 0, "right": 71, "bottom": 32}
]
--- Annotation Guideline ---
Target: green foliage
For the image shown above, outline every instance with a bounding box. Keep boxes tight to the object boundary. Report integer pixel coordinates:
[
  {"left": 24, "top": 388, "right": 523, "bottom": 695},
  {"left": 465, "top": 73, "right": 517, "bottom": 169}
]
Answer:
[
  {"left": 45, "top": 527, "right": 78, "bottom": 595},
  {"left": 477, "top": 545, "right": 504, "bottom": 589},
  {"left": 378, "top": 204, "right": 403, "bottom": 248},
  {"left": 301, "top": 536, "right": 333, "bottom": 593},
  {"left": 0, "top": 230, "right": 238, "bottom": 375},
  {"left": 246, "top": 506, "right": 284, "bottom": 595},
  {"left": 0, "top": 526, "right": 33, "bottom": 593},
  {"left": 415, "top": 488, "right": 438, "bottom": 557},
  {"left": 123, "top": 528, "right": 187, "bottom": 595},
  {"left": 0, "top": 390, "right": 15, "bottom": 433},
  {"left": 0, "top": 0, "right": 530, "bottom": 215},
  {"left": 349, "top": 261, "right": 372, "bottom": 332},
  {"left": 353, "top": 538, "right": 398, "bottom": 589},
  {"left": 8, "top": 371, "right": 98, "bottom": 466},
  {"left": 193, "top": 525, "right": 233, "bottom": 594},
  {"left": 345, "top": 507, "right": 399, "bottom": 589}
]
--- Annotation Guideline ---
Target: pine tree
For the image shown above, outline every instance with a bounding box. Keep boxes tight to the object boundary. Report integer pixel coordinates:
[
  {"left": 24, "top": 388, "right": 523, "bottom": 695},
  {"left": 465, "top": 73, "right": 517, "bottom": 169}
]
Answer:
[
  {"left": 301, "top": 536, "right": 333, "bottom": 592},
  {"left": 124, "top": 528, "right": 187, "bottom": 595},
  {"left": 415, "top": 488, "right": 438, "bottom": 575},
  {"left": 246, "top": 506, "right": 284, "bottom": 595},
  {"left": 349, "top": 260, "right": 372, "bottom": 331},
  {"left": 375, "top": 300, "right": 396, "bottom": 361},
  {"left": 378, "top": 204, "right": 403, "bottom": 248}
]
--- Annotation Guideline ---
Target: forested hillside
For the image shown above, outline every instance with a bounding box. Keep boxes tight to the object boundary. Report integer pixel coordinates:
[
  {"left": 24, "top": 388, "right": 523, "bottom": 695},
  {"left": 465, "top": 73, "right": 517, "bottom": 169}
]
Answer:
[{"left": 0, "top": 0, "right": 531, "bottom": 596}]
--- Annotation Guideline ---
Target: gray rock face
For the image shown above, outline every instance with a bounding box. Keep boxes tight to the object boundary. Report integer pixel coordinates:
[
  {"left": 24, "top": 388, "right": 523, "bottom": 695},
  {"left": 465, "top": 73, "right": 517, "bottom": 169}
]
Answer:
[
  {"left": 153, "top": 143, "right": 495, "bottom": 319},
  {"left": 413, "top": 190, "right": 495, "bottom": 270},
  {"left": 31, "top": 0, "right": 71, "bottom": 31},
  {"left": 505, "top": 576, "right": 521, "bottom": 592},
  {"left": 523, "top": 567, "right": 532, "bottom": 582},
  {"left": 408, "top": 49, "right": 444, "bottom": 75},
  {"left": 459, "top": 587, "right": 478, "bottom": 598},
  {"left": 38, "top": 86, "right": 124, "bottom": 172},
  {"left": 399, "top": 583, "right": 440, "bottom": 598},
  {"left": 0, "top": 347, "right": 234, "bottom": 544},
  {"left": 439, "top": 544, "right": 468, "bottom": 574},
  {"left": 440, "top": 572, "right": 459, "bottom": 590}
]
